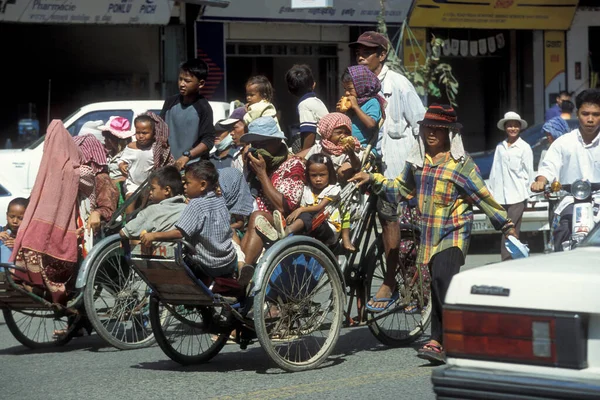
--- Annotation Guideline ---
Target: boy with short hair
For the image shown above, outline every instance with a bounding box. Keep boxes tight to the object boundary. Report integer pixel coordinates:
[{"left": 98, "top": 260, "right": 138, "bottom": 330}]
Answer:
[
  {"left": 0, "top": 197, "right": 29, "bottom": 264},
  {"left": 285, "top": 64, "right": 329, "bottom": 150},
  {"left": 160, "top": 58, "right": 216, "bottom": 171},
  {"left": 120, "top": 166, "right": 186, "bottom": 247},
  {"left": 140, "top": 161, "right": 241, "bottom": 282}
]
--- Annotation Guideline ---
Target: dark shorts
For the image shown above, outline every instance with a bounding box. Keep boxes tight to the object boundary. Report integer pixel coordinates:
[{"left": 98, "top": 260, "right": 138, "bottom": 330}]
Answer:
[{"left": 376, "top": 196, "right": 398, "bottom": 222}]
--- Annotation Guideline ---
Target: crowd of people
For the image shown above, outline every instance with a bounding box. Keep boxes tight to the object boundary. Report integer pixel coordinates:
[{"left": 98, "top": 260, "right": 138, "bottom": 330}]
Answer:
[{"left": 2, "top": 31, "right": 600, "bottom": 365}]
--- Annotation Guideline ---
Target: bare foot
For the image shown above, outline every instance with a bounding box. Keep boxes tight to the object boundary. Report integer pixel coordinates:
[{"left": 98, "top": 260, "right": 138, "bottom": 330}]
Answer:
[
  {"left": 368, "top": 283, "right": 396, "bottom": 310},
  {"left": 342, "top": 240, "right": 356, "bottom": 252}
]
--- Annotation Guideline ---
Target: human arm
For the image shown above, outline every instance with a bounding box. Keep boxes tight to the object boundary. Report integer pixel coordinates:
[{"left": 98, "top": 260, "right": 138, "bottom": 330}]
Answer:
[
  {"left": 531, "top": 140, "right": 562, "bottom": 192},
  {"left": 88, "top": 173, "right": 119, "bottom": 232},
  {"left": 230, "top": 215, "right": 245, "bottom": 231},
  {"left": 140, "top": 229, "right": 183, "bottom": 247},
  {"left": 348, "top": 96, "right": 377, "bottom": 131},
  {"left": 175, "top": 102, "right": 215, "bottom": 170},
  {"left": 349, "top": 162, "right": 415, "bottom": 203},
  {"left": 342, "top": 141, "right": 362, "bottom": 172},
  {"left": 286, "top": 198, "right": 332, "bottom": 223},
  {"left": 401, "top": 86, "right": 426, "bottom": 138},
  {"left": 523, "top": 145, "right": 535, "bottom": 193}
]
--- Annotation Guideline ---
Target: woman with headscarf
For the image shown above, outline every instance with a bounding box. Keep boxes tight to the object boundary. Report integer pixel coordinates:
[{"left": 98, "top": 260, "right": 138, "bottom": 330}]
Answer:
[
  {"left": 337, "top": 65, "right": 387, "bottom": 150},
  {"left": 350, "top": 104, "right": 517, "bottom": 365},
  {"left": 10, "top": 122, "right": 118, "bottom": 306}
]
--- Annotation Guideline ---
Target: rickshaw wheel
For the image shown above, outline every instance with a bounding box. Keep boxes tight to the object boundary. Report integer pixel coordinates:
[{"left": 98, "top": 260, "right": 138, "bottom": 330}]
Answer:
[
  {"left": 366, "top": 233, "right": 432, "bottom": 347},
  {"left": 253, "top": 244, "right": 344, "bottom": 372},
  {"left": 149, "top": 296, "right": 227, "bottom": 365},
  {"left": 3, "top": 308, "right": 73, "bottom": 349},
  {"left": 84, "top": 240, "right": 155, "bottom": 350}
]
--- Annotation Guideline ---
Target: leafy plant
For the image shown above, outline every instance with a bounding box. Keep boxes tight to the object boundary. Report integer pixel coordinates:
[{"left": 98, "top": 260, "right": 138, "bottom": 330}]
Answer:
[{"left": 376, "top": 0, "right": 459, "bottom": 106}]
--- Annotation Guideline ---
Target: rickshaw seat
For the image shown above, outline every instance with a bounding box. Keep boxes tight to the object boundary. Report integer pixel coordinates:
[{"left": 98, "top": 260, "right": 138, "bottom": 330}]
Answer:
[{"left": 0, "top": 268, "right": 53, "bottom": 311}]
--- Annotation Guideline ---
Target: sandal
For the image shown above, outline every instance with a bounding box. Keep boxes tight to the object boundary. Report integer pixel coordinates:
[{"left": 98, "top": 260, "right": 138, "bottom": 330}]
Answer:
[
  {"left": 237, "top": 264, "right": 255, "bottom": 287},
  {"left": 272, "top": 210, "right": 287, "bottom": 239},
  {"left": 417, "top": 341, "right": 446, "bottom": 365},
  {"left": 254, "top": 215, "right": 279, "bottom": 242}
]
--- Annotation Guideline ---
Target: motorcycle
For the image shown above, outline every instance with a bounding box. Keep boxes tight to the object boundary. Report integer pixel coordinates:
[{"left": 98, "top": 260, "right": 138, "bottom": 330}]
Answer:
[{"left": 546, "top": 179, "right": 600, "bottom": 250}]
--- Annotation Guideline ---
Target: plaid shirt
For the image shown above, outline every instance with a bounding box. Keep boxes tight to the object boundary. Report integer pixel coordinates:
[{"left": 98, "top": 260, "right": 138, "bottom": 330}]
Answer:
[{"left": 372, "top": 153, "right": 513, "bottom": 265}]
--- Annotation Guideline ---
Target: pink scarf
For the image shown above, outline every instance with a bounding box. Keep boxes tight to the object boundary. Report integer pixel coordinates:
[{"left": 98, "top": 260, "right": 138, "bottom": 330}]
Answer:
[
  {"left": 318, "top": 112, "right": 360, "bottom": 156},
  {"left": 145, "top": 112, "right": 174, "bottom": 169},
  {"left": 10, "top": 121, "right": 81, "bottom": 263}
]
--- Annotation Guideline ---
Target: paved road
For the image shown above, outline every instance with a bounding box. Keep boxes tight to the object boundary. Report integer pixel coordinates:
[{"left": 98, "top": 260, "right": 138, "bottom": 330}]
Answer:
[{"left": 0, "top": 234, "right": 540, "bottom": 400}]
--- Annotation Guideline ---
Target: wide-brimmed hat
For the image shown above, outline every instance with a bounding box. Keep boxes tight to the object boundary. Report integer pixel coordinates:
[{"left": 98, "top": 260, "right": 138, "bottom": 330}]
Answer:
[
  {"left": 240, "top": 116, "right": 286, "bottom": 143},
  {"left": 497, "top": 111, "right": 528, "bottom": 131},
  {"left": 98, "top": 116, "right": 135, "bottom": 139},
  {"left": 418, "top": 104, "right": 463, "bottom": 131},
  {"left": 349, "top": 31, "right": 389, "bottom": 50},
  {"left": 215, "top": 107, "right": 246, "bottom": 130}
]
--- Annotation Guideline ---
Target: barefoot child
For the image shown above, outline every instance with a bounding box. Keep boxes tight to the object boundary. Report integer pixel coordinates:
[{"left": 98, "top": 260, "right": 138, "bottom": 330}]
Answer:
[{"left": 0, "top": 198, "right": 28, "bottom": 264}]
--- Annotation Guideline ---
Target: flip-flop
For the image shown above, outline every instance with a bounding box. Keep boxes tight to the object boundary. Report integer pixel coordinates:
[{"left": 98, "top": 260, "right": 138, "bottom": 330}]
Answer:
[
  {"left": 254, "top": 215, "right": 279, "bottom": 242},
  {"left": 272, "top": 210, "right": 287, "bottom": 239},
  {"left": 365, "top": 291, "right": 400, "bottom": 313},
  {"left": 417, "top": 342, "right": 446, "bottom": 365},
  {"left": 237, "top": 264, "right": 255, "bottom": 287}
]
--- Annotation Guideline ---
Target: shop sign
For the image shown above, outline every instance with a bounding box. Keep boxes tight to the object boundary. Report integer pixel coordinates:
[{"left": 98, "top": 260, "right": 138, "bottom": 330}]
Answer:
[
  {"left": 544, "top": 30, "right": 566, "bottom": 109},
  {"left": 0, "top": 0, "right": 173, "bottom": 25},
  {"left": 291, "top": 0, "right": 333, "bottom": 8},
  {"left": 202, "top": 0, "right": 412, "bottom": 24},
  {"left": 409, "top": 0, "right": 578, "bottom": 30},
  {"left": 403, "top": 28, "right": 427, "bottom": 71}
]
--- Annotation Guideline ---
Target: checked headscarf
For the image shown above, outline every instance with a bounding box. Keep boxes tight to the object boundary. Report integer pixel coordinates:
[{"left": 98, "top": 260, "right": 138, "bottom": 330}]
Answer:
[{"left": 346, "top": 65, "right": 387, "bottom": 119}]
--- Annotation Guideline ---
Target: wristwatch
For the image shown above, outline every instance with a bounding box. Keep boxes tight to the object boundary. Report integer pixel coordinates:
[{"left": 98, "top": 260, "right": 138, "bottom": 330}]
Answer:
[{"left": 182, "top": 150, "right": 191, "bottom": 158}]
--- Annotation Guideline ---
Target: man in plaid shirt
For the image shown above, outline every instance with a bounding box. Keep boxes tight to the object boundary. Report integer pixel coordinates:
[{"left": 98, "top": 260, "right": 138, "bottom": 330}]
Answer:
[{"left": 351, "top": 104, "right": 516, "bottom": 364}]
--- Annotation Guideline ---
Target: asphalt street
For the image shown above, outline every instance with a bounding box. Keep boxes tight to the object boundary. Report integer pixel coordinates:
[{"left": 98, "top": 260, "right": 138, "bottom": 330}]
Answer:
[{"left": 0, "top": 234, "right": 540, "bottom": 400}]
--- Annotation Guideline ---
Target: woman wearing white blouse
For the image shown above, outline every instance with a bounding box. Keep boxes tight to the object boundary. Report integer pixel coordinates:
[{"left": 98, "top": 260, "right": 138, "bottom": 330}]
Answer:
[{"left": 488, "top": 112, "right": 535, "bottom": 261}]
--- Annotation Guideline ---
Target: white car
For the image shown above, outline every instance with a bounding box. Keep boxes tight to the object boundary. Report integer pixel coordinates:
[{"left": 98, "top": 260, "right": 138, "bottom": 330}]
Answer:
[
  {"left": 0, "top": 100, "right": 230, "bottom": 226},
  {"left": 432, "top": 225, "right": 600, "bottom": 399}
]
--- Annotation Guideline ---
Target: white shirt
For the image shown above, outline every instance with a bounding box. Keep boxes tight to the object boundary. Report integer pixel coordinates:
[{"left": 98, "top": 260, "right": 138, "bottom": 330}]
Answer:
[
  {"left": 119, "top": 146, "right": 154, "bottom": 194},
  {"left": 488, "top": 137, "right": 534, "bottom": 205},
  {"left": 298, "top": 95, "right": 329, "bottom": 143},
  {"left": 301, "top": 184, "right": 342, "bottom": 241},
  {"left": 538, "top": 129, "right": 600, "bottom": 185},
  {"left": 377, "top": 65, "right": 426, "bottom": 178}
]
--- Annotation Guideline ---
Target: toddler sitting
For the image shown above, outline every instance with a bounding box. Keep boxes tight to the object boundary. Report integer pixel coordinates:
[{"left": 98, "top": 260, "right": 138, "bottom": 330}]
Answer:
[{"left": 243, "top": 75, "right": 280, "bottom": 128}]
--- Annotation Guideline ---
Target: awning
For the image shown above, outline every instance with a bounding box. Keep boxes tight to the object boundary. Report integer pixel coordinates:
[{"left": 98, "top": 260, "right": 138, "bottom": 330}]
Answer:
[
  {"left": 409, "top": 0, "right": 578, "bottom": 30},
  {"left": 200, "top": 0, "right": 413, "bottom": 25},
  {"left": 0, "top": 0, "right": 174, "bottom": 25}
]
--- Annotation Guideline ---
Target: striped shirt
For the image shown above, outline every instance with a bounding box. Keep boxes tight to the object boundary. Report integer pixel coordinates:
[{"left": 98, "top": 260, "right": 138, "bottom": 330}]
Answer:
[
  {"left": 176, "top": 191, "right": 236, "bottom": 276},
  {"left": 372, "top": 153, "right": 513, "bottom": 265},
  {"left": 297, "top": 93, "right": 329, "bottom": 136}
]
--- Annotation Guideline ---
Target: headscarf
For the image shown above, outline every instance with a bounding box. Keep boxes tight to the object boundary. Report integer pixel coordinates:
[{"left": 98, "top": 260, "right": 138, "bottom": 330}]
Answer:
[
  {"left": 142, "top": 112, "right": 174, "bottom": 169},
  {"left": 318, "top": 112, "right": 360, "bottom": 156},
  {"left": 73, "top": 134, "right": 107, "bottom": 174},
  {"left": 10, "top": 121, "right": 81, "bottom": 263},
  {"left": 543, "top": 116, "right": 570, "bottom": 140},
  {"left": 346, "top": 65, "right": 387, "bottom": 119},
  {"left": 218, "top": 167, "right": 254, "bottom": 217}
]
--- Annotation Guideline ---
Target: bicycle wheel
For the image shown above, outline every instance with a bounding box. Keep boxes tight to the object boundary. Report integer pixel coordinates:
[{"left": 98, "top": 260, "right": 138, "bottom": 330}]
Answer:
[
  {"left": 3, "top": 308, "right": 73, "bottom": 349},
  {"left": 366, "top": 233, "right": 432, "bottom": 346},
  {"left": 84, "top": 240, "right": 155, "bottom": 350},
  {"left": 149, "top": 296, "right": 227, "bottom": 365},
  {"left": 253, "top": 244, "right": 344, "bottom": 372}
]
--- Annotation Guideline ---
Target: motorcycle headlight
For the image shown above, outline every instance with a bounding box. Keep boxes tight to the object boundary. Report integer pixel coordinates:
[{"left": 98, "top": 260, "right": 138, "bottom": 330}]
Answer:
[{"left": 572, "top": 179, "right": 592, "bottom": 200}]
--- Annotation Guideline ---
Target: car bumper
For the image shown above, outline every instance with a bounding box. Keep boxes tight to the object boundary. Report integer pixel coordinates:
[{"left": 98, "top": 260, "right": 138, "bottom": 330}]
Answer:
[
  {"left": 472, "top": 209, "right": 549, "bottom": 234},
  {"left": 432, "top": 365, "right": 600, "bottom": 400}
]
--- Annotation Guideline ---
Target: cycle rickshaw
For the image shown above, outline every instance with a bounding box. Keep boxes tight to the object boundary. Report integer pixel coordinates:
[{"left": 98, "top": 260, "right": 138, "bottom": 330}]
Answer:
[
  {"left": 0, "top": 179, "right": 156, "bottom": 351},
  {"left": 127, "top": 161, "right": 431, "bottom": 372}
]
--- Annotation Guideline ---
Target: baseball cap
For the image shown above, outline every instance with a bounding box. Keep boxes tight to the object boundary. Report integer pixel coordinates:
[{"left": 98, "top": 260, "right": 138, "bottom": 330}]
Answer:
[{"left": 349, "top": 31, "right": 389, "bottom": 49}]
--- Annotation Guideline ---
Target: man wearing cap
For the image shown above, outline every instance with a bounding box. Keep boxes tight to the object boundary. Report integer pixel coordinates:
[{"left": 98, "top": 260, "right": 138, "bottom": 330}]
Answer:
[
  {"left": 349, "top": 31, "right": 426, "bottom": 318},
  {"left": 210, "top": 107, "right": 246, "bottom": 170},
  {"left": 350, "top": 104, "right": 516, "bottom": 364}
]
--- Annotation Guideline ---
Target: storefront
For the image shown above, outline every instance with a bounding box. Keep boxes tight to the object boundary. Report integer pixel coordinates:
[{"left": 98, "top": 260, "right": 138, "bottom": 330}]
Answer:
[
  {"left": 567, "top": 6, "right": 600, "bottom": 96},
  {"left": 0, "top": 0, "right": 178, "bottom": 145},
  {"left": 198, "top": 0, "right": 413, "bottom": 136},
  {"left": 408, "top": 0, "right": 577, "bottom": 151}
]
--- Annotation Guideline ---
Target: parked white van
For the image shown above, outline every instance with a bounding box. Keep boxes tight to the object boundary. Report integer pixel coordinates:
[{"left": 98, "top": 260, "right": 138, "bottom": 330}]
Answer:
[{"left": 0, "top": 100, "right": 230, "bottom": 226}]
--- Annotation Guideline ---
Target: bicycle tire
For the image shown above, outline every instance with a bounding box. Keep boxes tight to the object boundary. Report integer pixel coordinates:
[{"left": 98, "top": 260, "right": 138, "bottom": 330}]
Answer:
[{"left": 3, "top": 308, "right": 73, "bottom": 349}]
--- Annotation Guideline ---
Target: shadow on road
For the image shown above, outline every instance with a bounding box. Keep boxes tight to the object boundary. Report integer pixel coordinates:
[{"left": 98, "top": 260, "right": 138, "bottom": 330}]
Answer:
[{"left": 0, "top": 334, "right": 116, "bottom": 355}]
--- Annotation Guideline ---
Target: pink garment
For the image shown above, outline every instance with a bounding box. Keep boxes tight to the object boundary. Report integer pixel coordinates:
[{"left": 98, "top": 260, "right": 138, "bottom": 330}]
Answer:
[
  {"left": 145, "top": 112, "right": 174, "bottom": 169},
  {"left": 10, "top": 120, "right": 81, "bottom": 263}
]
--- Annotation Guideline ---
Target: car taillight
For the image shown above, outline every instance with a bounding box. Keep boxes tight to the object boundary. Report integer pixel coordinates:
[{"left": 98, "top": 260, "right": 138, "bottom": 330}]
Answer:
[{"left": 444, "top": 306, "right": 588, "bottom": 369}]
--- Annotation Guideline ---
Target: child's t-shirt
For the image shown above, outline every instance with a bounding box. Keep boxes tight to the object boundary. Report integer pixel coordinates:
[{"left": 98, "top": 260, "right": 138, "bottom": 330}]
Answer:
[
  {"left": 300, "top": 184, "right": 342, "bottom": 235},
  {"left": 176, "top": 192, "right": 236, "bottom": 277},
  {"left": 351, "top": 98, "right": 382, "bottom": 149},
  {"left": 0, "top": 226, "right": 14, "bottom": 264},
  {"left": 297, "top": 93, "right": 329, "bottom": 141},
  {"left": 119, "top": 146, "right": 154, "bottom": 194},
  {"left": 121, "top": 195, "right": 187, "bottom": 247}
]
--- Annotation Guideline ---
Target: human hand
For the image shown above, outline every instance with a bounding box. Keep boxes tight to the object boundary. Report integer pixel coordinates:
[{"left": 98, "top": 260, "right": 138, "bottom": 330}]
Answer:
[
  {"left": 86, "top": 211, "right": 102, "bottom": 233},
  {"left": 118, "top": 162, "right": 129, "bottom": 176},
  {"left": 175, "top": 156, "right": 190, "bottom": 171},
  {"left": 348, "top": 172, "right": 371, "bottom": 187},
  {"left": 140, "top": 231, "right": 156, "bottom": 247},
  {"left": 247, "top": 152, "right": 268, "bottom": 178},
  {"left": 347, "top": 95, "right": 359, "bottom": 111},
  {"left": 341, "top": 138, "right": 355, "bottom": 154},
  {"left": 0, "top": 231, "right": 10, "bottom": 242},
  {"left": 3, "top": 237, "right": 15, "bottom": 249},
  {"left": 530, "top": 178, "right": 547, "bottom": 193},
  {"left": 286, "top": 209, "right": 302, "bottom": 224}
]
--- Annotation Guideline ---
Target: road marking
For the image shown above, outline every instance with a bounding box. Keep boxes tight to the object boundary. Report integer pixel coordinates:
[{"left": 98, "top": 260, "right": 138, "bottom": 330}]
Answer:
[{"left": 211, "top": 367, "right": 432, "bottom": 400}]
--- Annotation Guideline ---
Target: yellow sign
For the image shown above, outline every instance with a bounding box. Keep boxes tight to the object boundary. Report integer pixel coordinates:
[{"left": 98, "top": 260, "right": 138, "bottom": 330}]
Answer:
[
  {"left": 409, "top": 0, "right": 578, "bottom": 30},
  {"left": 403, "top": 28, "right": 427, "bottom": 71},
  {"left": 544, "top": 31, "right": 565, "bottom": 87}
]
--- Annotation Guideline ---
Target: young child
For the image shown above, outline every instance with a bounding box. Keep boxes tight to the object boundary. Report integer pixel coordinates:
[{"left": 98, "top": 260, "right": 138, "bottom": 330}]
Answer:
[
  {"left": 119, "top": 166, "right": 186, "bottom": 248},
  {"left": 0, "top": 197, "right": 28, "bottom": 264},
  {"left": 337, "top": 65, "right": 386, "bottom": 150},
  {"left": 244, "top": 75, "right": 280, "bottom": 128},
  {"left": 99, "top": 116, "right": 135, "bottom": 184},
  {"left": 285, "top": 64, "right": 329, "bottom": 150},
  {"left": 266, "top": 154, "right": 344, "bottom": 248},
  {"left": 298, "top": 112, "right": 363, "bottom": 183},
  {"left": 160, "top": 58, "right": 216, "bottom": 170},
  {"left": 140, "top": 161, "right": 249, "bottom": 285}
]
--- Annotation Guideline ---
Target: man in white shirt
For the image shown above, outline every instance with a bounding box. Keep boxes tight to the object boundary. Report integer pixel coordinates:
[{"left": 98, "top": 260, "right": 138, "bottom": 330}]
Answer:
[
  {"left": 350, "top": 31, "right": 426, "bottom": 311},
  {"left": 532, "top": 88, "right": 600, "bottom": 250}
]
